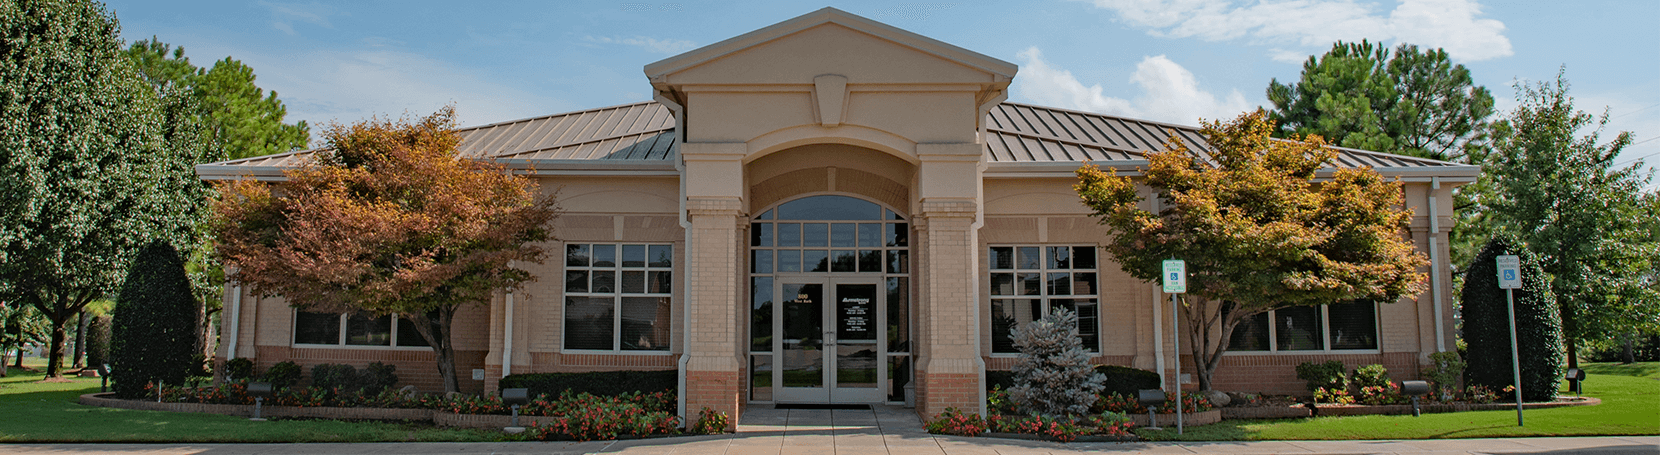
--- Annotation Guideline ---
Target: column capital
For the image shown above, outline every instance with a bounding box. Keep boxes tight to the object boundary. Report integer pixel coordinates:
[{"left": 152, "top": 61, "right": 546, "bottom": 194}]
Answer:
[
  {"left": 918, "top": 198, "right": 977, "bottom": 219},
  {"left": 687, "top": 197, "right": 743, "bottom": 218}
]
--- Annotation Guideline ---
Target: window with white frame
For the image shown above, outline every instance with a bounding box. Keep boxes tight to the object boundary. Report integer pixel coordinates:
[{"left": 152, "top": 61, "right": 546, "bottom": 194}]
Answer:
[
  {"left": 1228, "top": 301, "right": 1379, "bottom": 352},
  {"left": 564, "top": 243, "right": 673, "bottom": 352},
  {"left": 988, "top": 245, "right": 1099, "bottom": 353},
  {"left": 293, "top": 311, "right": 431, "bottom": 348}
]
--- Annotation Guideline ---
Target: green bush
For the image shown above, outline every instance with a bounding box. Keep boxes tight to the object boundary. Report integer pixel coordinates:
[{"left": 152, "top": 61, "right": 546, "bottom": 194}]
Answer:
[
  {"left": 111, "top": 242, "right": 201, "bottom": 398},
  {"left": 224, "top": 358, "right": 254, "bottom": 380},
  {"left": 311, "top": 364, "right": 358, "bottom": 391},
  {"left": 500, "top": 370, "right": 676, "bottom": 399},
  {"left": 263, "top": 361, "right": 302, "bottom": 389},
  {"left": 1351, "top": 364, "right": 1391, "bottom": 390},
  {"left": 361, "top": 362, "right": 398, "bottom": 391},
  {"left": 84, "top": 315, "right": 112, "bottom": 371},
  {"left": 1421, "top": 351, "right": 1464, "bottom": 401},
  {"left": 1296, "top": 360, "right": 1349, "bottom": 393},
  {"left": 1460, "top": 235, "right": 1564, "bottom": 402},
  {"left": 988, "top": 364, "right": 1159, "bottom": 398}
]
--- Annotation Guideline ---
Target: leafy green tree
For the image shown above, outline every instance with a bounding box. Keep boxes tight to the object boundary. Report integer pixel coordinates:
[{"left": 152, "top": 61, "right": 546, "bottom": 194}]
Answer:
[
  {"left": 1075, "top": 110, "right": 1428, "bottom": 390},
  {"left": 1460, "top": 235, "right": 1563, "bottom": 402},
  {"left": 1475, "top": 69, "right": 1657, "bottom": 368},
  {"left": 111, "top": 242, "right": 200, "bottom": 398},
  {"left": 213, "top": 107, "right": 558, "bottom": 392},
  {"left": 1267, "top": 41, "right": 1494, "bottom": 162},
  {"left": 0, "top": 0, "right": 220, "bottom": 378},
  {"left": 1, "top": 302, "right": 50, "bottom": 377}
]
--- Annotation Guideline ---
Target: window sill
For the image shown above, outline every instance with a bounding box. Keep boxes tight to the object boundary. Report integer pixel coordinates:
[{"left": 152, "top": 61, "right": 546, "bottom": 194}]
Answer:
[
  {"left": 290, "top": 344, "right": 433, "bottom": 351},
  {"left": 559, "top": 349, "right": 675, "bottom": 356},
  {"left": 1222, "top": 349, "right": 1383, "bottom": 356}
]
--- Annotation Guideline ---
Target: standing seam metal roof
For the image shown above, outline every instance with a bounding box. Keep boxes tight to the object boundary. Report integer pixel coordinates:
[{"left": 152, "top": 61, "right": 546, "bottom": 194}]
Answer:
[{"left": 196, "top": 100, "right": 1472, "bottom": 176}]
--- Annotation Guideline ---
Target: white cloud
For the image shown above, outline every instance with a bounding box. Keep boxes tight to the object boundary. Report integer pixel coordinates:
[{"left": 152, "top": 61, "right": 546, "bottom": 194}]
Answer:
[
  {"left": 257, "top": 1, "right": 337, "bottom": 35},
  {"left": 582, "top": 36, "right": 698, "bottom": 55},
  {"left": 1085, "top": 0, "right": 1513, "bottom": 62},
  {"left": 1013, "top": 47, "right": 1252, "bottom": 125}
]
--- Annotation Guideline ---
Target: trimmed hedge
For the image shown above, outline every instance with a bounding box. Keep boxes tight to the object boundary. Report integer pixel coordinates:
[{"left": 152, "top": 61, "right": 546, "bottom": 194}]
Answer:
[
  {"left": 989, "top": 365, "right": 1160, "bottom": 398},
  {"left": 1460, "top": 235, "right": 1564, "bottom": 402},
  {"left": 111, "top": 242, "right": 201, "bottom": 398},
  {"left": 501, "top": 370, "right": 677, "bottom": 399},
  {"left": 84, "top": 315, "right": 112, "bottom": 371}
]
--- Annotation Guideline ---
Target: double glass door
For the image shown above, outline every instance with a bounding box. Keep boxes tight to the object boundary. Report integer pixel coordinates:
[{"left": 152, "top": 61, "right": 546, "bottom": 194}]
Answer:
[{"left": 773, "top": 277, "right": 884, "bottom": 403}]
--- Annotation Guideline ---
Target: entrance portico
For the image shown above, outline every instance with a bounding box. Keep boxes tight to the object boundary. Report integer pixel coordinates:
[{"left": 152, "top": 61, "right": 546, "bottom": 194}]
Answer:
[{"left": 647, "top": 8, "right": 1015, "bottom": 421}]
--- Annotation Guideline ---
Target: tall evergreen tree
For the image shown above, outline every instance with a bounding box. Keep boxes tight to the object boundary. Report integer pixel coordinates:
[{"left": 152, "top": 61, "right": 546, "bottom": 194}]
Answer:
[
  {"left": 1460, "top": 235, "right": 1563, "bottom": 402},
  {"left": 111, "top": 242, "right": 200, "bottom": 398},
  {"left": 124, "top": 39, "right": 310, "bottom": 161}
]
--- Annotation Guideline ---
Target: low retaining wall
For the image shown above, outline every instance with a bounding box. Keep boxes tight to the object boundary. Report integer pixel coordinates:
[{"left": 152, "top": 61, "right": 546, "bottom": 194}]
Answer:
[
  {"left": 1313, "top": 397, "right": 1599, "bottom": 417},
  {"left": 433, "top": 411, "right": 560, "bottom": 429},
  {"left": 1129, "top": 409, "right": 1221, "bottom": 427},
  {"left": 1222, "top": 405, "right": 1312, "bottom": 420}
]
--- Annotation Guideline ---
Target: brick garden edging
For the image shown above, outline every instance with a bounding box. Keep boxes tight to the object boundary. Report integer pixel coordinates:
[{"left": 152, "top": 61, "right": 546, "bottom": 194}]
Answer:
[
  {"left": 1311, "top": 397, "right": 1600, "bottom": 417},
  {"left": 1222, "top": 405, "right": 1313, "bottom": 420},
  {"left": 432, "top": 411, "right": 561, "bottom": 429},
  {"left": 1129, "top": 409, "right": 1222, "bottom": 427}
]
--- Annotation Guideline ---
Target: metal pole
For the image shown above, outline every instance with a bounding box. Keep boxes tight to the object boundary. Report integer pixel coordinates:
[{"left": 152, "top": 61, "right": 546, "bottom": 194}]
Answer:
[
  {"left": 1505, "top": 288, "right": 1524, "bottom": 426},
  {"left": 1170, "top": 293, "right": 1183, "bottom": 434}
]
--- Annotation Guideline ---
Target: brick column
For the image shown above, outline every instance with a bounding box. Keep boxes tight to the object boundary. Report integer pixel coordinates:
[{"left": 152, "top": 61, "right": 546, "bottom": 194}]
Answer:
[
  {"left": 681, "top": 196, "right": 744, "bottom": 429},
  {"left": 914, "top": 199, "right": 983, "bottom": 418}
]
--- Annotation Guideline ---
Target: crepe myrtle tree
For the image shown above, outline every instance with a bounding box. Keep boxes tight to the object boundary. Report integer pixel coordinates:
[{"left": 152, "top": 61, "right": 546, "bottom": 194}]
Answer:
[
  {"left": 1075, "top": 110, "right": 1428, "bottom": 391},
  {"left": 213, "top": 107, "right": 558, "bottom": 393}
]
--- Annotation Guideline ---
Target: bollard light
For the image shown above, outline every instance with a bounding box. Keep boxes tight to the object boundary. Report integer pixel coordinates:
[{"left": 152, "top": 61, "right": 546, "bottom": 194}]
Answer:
[
  {"left": 248, "top": 382, "right": 274, "bottom": 421},
  {"left": 1401, "top": 381, "right": 1431, "bottom": 417},
  {"left": 100, "top": 364, "right": 110, "bottom": 393},
  {"left": 502, "top": 388, "right": 531, "bottom": 430},
  {"left": 1564, "top": 368, "right": 1585, "bottom": 395},
  {"left": 1137, "top": 389, "right": 1167, "bottom": 430}
]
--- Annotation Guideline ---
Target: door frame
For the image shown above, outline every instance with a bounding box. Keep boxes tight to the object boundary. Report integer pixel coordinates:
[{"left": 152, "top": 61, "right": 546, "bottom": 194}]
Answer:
[{"left": 771, "top": 275, "right": 887, "bottom": 403}]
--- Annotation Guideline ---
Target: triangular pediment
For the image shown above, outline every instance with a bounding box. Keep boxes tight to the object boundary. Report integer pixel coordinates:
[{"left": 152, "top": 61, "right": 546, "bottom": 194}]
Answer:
[{"left": 644, "top": 7, "right": 1015, "bottom": 85}]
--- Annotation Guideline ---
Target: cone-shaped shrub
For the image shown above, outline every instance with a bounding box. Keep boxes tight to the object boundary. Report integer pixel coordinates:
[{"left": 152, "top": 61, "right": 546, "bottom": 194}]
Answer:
[
  {"left": 1460, "top": 235, "right": 1563, "bottom": 402},
  {"left": 112, "top": 242, "right": 201, "bottom": 398},
  {"left": 1008, "top": 308, "right": 1105, "bottom": 416}
]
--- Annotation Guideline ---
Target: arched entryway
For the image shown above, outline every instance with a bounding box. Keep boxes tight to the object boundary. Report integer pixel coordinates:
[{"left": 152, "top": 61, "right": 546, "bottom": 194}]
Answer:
[{"left": 746, "top": 194, "right": 911, "bottom": 404}]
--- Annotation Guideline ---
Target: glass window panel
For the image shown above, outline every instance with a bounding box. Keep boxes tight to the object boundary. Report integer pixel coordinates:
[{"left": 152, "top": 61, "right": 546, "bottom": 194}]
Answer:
[
  {"left": 1071, "top": 272, "right": 1097, "bottom": 296},
  {"left": 778, "top": 250, "right": 802, "bottom": 273},
  {"left": 858, "top": 224, "right": 881, "bottom": 247},
  {"left": 804, "top": 250, "right": 829, "bottom": 272},
  {"left": 831, "top": 250, "right": 856, "bottom": 272},
  {"left": 648, "top": 271, "right": 672, "bottom": 294},
  {"left": 751, "top": 355, "right": 773, "bottom": 401},
  {"left": 886, "top": 356, "right": 910, "bottom": 402},
  {"left": 887, "top": 277, "right": 909, "bottom": 353},
  {"left": 758, "top": 209, "right": 773, "bottom": 220},
  {"left": 990, "top": 247, "right": 1014, "bottom": 270},
  {"left": 1056, "top": 299, "right": 1099, "bottom": 352},
  {"left": 622, "top": 245, "right": 646, "bottom": 268},
  {"left": 831, "top": 223, "right": 856, "bottom": 247},
  {"left": 781, "top": 283, "right": 824, "bottom": 388},
  {"left": 751, "top": 250, "right": 773, "bottom": 274},
  {"left": 803, "top": 223, "right": 828, "bottom": 247},
  {"left": 858, "top": 249, "right": 882, "bottom": 272},
  {"left": 886, "top": 223, "right": 908, "bottom": 247},
  {"left": 620, "top": 297, "right": 671, "bottom": 351},
  {"left": 778, "top": 223, "right": 801, "bottom": 247},
  {"left": 1229, "top": 311, "right": 1271, "bottom": 351},
  {"left": 1276, "top": 306, "right": 1325, "bottom": 351},
  {"left": 566, "top": 244, "right": 590, "bottom": 267},
  {"left": 649, "top": 245, "right": 673, "bottom": 267},
  {"left": 1017, "top": 247, "right": 1041, "bottom": 270},
  {"left": 989, "top": 273, "right": 1014, "bottom": 296},
  {"left": 1047, "top": 246, "right": 1071, "bottom": 269},
  {"left": 752, "top": 223, "right": 773, "bottom": 247},
  {"left": 777, "top": 195, "right": 881, "bottom": 220},
  {"left": 888, "top": 209, "right": 903, "bottom": 220},
  {"left": 751, "top": 277, "right": 773, "bottom": 352},
  {"left": 591, "top": 271, "right": 615, "bottom": 294},
  {"left": 395, "top": 317, "right": 430, "bottom": 347},
  {"left": 1328, "top": 301, "right": 1379, "bottom": 350},
  {"left": 565, "top": 271, "right": 588, "bottom": 293},
  {"left": 1018, "top": 272, "right": 1042, "bottom": 296},
  {"left": 1072, "top": 246, "right": 1097, "bottom": 269},
  {"left": 294, "top": 312, "right": 341, "bottom": 345},
  {"left": 991, "top": 299, "right": 1040, "bottom": 353},
  {"left": 1047, "top": 272, "right": 1072, "bottom": 296},
  {"left": 346, "top": 314, "right": 392, "bottom": 346},
  {"left": 564, "top": 296, "right": 615, "bottom": 350},
  {"left": 592, "top": 244, "right": 617, "bottom": 267},
  {"left": 886, "top": 250, "right": 908, "bottom": 274},
  {"left": 621, "top": 271, "right": 645, "bottom": 294}
]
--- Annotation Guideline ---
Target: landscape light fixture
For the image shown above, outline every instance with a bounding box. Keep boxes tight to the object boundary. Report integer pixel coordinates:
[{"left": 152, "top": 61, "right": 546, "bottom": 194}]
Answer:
[
  {"left": 248, "top": 382, "right": 274, "bottom": 421},
  {"left": 502, "top": 388, "right": 531, "bottom": 433},
  {"left": 1400, "top": 380, "right": 1431, "bottom": 417},
  {"left": 1136, "top": 389, "right": 1167, "bottom": 430},
  {"left": 1564, "top": 368, "right": 1585, "bottom": 395}
]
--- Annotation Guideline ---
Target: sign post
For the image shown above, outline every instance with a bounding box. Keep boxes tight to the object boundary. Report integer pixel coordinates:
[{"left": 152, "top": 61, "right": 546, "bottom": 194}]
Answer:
[
  {"left": 1161, "top": 259, "right": 1186, "bottom": 434},
  {"left": 1495, "top": 254, "right": 1524, "bottom": 426}
]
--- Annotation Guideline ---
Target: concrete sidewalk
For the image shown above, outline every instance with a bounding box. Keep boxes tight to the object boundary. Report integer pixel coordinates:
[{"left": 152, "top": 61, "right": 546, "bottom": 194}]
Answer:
[{"left": 2, "top": 405, "right": 1655, "bottom": 454}]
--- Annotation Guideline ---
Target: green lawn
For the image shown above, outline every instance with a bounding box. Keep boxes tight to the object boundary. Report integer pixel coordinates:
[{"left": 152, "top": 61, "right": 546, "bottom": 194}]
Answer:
[
  {"left": 1136, "top": 362, "right": 1660, "bottom": 441},
  {"left": 0, "top": 364, "right": 503, "bottom": 443}
]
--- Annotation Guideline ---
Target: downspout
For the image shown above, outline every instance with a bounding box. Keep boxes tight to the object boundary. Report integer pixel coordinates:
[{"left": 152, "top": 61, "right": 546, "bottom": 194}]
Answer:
[
  {"left": 972, "top": 88, "right": 1006, "bottom": 417},
  {"left": 502, "top": 290, "right": 514, "bottom": 378},
  {"left": 226, "top": 283, "right": 242, "bottom": 360},
  {"left": 656, "top": 90, "right": 692, "bottom": 423},
  {"left": 1428, "top": 178, "right": 1445, "bottom": 352}
]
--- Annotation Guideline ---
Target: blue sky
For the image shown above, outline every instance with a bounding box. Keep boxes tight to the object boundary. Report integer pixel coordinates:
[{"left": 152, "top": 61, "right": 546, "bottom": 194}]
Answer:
[{"left": 105, "top": 0, "right": 1658, "bottom": 181}]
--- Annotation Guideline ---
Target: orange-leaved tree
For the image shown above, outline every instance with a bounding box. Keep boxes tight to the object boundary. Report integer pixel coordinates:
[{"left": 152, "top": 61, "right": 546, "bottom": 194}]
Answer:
[
  {"left": 1074, "top": 109, "right": 1427, "bottom": 391},
  {"left": 213, "top": 107, "right": 556, "bottom": 392}
]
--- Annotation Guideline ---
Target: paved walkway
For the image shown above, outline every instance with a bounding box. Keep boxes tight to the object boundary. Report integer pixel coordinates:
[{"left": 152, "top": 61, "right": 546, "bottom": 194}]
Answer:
[{"left": 3, "top": 405, "right": 1655, "bottom": 454}]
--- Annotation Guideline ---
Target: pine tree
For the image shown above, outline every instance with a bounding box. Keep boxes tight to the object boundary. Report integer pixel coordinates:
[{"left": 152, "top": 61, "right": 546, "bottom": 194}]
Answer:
[{"left": 1007, "top": 308, "right": 1105, "bottom": 416}]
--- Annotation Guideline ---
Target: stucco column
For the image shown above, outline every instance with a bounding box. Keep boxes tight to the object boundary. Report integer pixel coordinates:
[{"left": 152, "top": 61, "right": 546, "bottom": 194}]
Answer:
[
  {"left": 912, "top": 144, "right": 985, "bottom": 418},
  {"left": 679, "top": 143, "right": 745, "bottom": 428}
]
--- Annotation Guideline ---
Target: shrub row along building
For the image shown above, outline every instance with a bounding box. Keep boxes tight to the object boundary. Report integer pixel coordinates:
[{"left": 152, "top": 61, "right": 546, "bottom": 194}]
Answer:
[{"left": 198, "top": 8, "right": 1474, "bottom": 420}]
